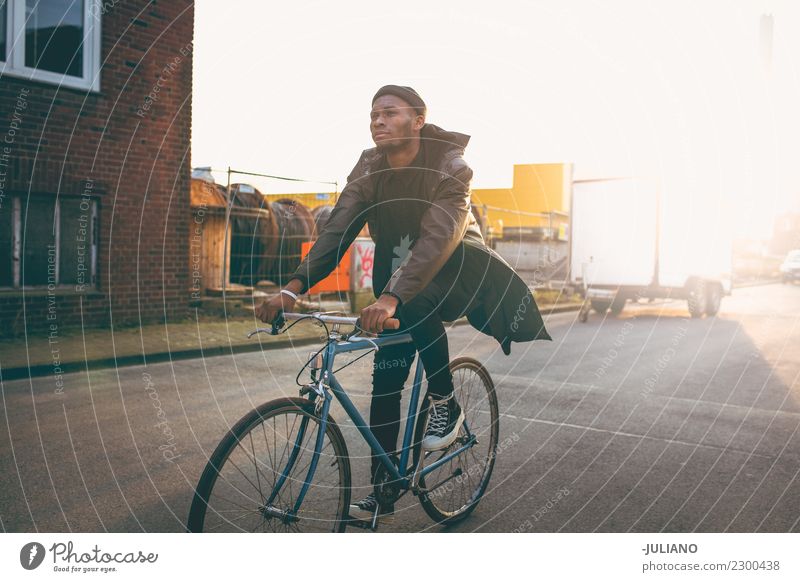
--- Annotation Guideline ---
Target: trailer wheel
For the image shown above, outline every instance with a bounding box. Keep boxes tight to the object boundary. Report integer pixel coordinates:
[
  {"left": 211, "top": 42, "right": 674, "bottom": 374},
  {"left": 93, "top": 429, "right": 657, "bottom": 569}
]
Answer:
[
  {"left": 705, "top": 283, "right": 722, "bottom": 316},
  {"left": 687, "top": 279, "right": 706, "bottom": 318},
  {"left": 609, "top": 294, "right": 626, "bottom": 315},
  {"left": 590, "top": 299, "right": 612, "bottom": 313}
]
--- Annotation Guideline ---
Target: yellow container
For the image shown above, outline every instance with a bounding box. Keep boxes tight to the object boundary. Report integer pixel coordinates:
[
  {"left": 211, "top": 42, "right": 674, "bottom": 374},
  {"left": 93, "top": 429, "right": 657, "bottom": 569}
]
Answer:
[{"left": 472, "top": 163, "right": 571, "bottom": 238}]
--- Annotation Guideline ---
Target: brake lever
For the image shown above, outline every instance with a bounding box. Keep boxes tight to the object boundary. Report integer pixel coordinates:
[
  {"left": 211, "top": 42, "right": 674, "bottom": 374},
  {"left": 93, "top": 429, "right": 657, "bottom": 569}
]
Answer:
[
  {"left": 272, "top": 310, "right": 286, "bottom": 334},
  {"left": 247, "top": 310, "right": 286, "bottom": 338},
  {"left": 341, "top": 318, "right": 385, "bottom": 347},
  {"left": 247, "top": 328, "right": 272, "bottom": 338},
  {"left": 341, "top": 318, "right": 369, "bottom": 340}
]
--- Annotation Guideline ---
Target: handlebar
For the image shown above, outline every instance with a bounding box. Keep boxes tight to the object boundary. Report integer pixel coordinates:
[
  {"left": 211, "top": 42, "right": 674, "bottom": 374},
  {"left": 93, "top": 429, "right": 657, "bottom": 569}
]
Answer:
[
  {"left": 363, "top": 316, "right": 401, "bottom": 331},
  {"left": 247, "top": 310, "right": 400, "bottom": 338}
]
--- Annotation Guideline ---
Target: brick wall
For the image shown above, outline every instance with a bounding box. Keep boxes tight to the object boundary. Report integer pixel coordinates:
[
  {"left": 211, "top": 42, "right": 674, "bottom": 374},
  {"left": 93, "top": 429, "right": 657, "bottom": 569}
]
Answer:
[{"left": 0, "top": 0, "right": 194, "bottom": 336}]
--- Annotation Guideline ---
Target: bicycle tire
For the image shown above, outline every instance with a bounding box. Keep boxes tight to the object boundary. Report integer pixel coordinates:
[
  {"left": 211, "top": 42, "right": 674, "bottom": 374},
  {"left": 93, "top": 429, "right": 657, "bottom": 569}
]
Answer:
[
  {"left": 414, "top": 357, "right": 499, "bottom": 526},
  {"left": 187, "top": 397, "right": 351, "bottom": 532}
]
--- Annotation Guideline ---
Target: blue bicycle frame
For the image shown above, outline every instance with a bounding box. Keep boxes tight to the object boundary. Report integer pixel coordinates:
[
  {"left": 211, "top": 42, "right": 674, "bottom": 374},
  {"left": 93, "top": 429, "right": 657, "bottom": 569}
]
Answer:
[{"left": 269, "top": 323, "right": 477, "bottom": 517}]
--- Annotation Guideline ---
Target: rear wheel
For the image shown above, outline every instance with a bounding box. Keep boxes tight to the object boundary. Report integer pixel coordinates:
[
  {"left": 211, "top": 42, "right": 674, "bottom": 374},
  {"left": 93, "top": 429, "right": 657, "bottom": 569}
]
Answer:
[
  {"left": 609, "top": 293, "right": 627, "bottom": 315},
  {"left": 705, "top": 283, "right": 722, "bottom": 316},
  {"left": 414, "top": 357, "right": 499, "bottom": 525},
  {"left": 187, "top": 397, "right": 351, "bottom": 532},
  {"left": 590, "top": 299, "right": 611, "bottom": 313},
  {"left": 687, "top": 279, "right": 706, "bottom": 318}
]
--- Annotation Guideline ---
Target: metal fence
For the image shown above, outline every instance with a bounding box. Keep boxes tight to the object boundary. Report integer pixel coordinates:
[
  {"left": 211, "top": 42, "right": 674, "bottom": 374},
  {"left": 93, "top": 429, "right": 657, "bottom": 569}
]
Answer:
[{"left": 196, "top": 166, "right": 337, "bottom": 290}]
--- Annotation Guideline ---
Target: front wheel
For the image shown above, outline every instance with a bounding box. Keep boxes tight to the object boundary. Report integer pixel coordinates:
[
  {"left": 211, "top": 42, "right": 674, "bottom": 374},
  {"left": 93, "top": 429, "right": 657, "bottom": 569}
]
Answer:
[
  {"left": 187, "top": 397, "right": 351, "bottom": 532},
  {"left": 414, "top": 357, "right": 499, "bottom": 526}
]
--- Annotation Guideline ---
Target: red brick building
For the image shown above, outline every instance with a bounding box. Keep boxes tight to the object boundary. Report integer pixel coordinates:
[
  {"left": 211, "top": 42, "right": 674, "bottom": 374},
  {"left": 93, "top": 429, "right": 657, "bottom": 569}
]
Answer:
[{"left": 0, "top": 0, "right": 194, "bottom": 336}]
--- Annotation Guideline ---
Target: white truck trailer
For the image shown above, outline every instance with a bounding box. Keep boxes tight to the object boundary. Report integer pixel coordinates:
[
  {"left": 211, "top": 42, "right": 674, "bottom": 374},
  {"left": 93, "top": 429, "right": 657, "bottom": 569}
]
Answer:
[{"left": 569, "top": 177, "right": 733, "bottom": 321}]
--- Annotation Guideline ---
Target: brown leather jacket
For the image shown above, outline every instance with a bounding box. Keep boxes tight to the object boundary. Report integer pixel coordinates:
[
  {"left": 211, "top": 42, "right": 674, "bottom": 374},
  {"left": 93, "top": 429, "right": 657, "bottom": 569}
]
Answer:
[
  {"left": 291, "top": 123, "right": 551, "bottom": 353},
  {"left": 291, "top": 123, "right": 483, "bottom": 304}
]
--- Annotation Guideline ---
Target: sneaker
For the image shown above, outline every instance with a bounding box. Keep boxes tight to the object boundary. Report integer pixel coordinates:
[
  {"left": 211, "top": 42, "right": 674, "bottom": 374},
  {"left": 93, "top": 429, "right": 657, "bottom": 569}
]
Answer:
[
  {"left": 421, "top": 394, "right": 465, "bottom": 451},
  {"left": 349, "top": 493, "right": 395, "bottom": 523}
]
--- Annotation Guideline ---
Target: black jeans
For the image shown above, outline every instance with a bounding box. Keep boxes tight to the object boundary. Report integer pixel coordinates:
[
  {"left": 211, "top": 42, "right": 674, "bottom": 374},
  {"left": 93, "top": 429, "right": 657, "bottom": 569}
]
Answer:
[{"left": 368, "top": 243, "right": 490, "bottom": 479}]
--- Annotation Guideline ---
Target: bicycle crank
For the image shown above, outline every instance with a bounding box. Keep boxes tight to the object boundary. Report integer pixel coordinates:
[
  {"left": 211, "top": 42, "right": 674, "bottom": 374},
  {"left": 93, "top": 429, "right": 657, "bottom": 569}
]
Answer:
[{"left": 373, "top": 461, "right": 402, "bottom": 507}]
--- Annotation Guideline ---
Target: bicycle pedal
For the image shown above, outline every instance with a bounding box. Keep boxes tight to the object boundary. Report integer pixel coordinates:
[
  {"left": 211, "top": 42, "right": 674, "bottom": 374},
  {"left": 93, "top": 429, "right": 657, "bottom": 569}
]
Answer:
[
  {"left": 346, "top": 514, "right": 394, "bottom": 529},
  {"left": 344, "top": 516, "right": 374, "bottom": 530}
]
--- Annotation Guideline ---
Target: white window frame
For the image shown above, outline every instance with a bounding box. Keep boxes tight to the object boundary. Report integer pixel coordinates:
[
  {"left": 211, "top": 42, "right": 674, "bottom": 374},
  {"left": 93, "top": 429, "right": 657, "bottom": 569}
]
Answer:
[
  {"left": 1, "top": 0, "right": 101, "bottom": 92},
  {"left": 4, "top": 194, "right": 99, "bottom": 290}
]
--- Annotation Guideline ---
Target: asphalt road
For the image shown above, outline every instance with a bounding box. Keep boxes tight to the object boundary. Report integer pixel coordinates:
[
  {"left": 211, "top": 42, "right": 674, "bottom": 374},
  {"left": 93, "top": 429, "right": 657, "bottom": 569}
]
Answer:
[{"left": 1, "top": 283, "right": 798, "bottom": 533}]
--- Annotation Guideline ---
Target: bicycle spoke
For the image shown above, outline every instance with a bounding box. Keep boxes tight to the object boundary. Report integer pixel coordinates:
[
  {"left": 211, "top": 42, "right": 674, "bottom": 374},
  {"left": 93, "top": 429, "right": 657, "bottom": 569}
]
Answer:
[
  {"left": 223, "top": 454, "right": 266, "bottom": 502},
  {"left": 276, "top": 413, "right": 297, "bottom": 483},
  {"left": 418, "top": 360, "right": 497, "bottom": 523},
  {"left": 261, "top": 420, "right": 277, "bottom": 491},
  {"left": 207, "top": 490, "right": 260, "bottom": 530},
  {"left": 293, "top": 440, "right": 333, "bottom": 488},
  {"left": 191, "top": 401, "right": 349, "bottom": 533},
  {"left": 248, "top": 431, "right": 264, "bottom": 499},
  {"left": 208, "top": 461, "right": 263, "bottom": 511}
]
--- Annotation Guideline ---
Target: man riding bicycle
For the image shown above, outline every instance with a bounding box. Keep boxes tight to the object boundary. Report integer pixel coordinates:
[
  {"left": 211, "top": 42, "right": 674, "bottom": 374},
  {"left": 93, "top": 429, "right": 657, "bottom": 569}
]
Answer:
[{"left": 257, "top": 85, "right": 550, "bottom": 522}]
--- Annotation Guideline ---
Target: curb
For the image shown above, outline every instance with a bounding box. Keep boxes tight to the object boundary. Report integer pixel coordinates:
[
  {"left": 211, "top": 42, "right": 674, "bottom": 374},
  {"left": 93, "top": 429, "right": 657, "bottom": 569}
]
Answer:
[
  {"left": 1, "top": 334, "right": 324, "bottom": 382},
  {"left": 540, "top": 303, "right": 584, "bottom": 315},
  {"left": 3, "top": 303, "right": 583, "bottom": 381},
  {"left": 732, "top": 279, "right": 781, "bottom": 289}
]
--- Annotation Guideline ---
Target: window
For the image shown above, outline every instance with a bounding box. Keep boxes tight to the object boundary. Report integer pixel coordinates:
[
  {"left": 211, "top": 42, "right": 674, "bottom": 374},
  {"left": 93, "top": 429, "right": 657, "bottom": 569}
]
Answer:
[
  {"left": 0, "top": 194, "right": 98, "bottom": 290},
  {"left": 1, "top": 1, "right": 7, "bottom": 63},
  {"left": 1, "top": 0, "right": 101, "bottom": 91},
  {"left": 25, "top": 0, "right": 85, "bottom": 77}
]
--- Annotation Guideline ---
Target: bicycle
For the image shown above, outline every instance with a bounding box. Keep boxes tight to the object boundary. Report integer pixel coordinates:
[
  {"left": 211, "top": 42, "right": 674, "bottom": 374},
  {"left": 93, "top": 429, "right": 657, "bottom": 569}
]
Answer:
[{"left": 187, "top": 311, "right": 499, "bottom": 532}]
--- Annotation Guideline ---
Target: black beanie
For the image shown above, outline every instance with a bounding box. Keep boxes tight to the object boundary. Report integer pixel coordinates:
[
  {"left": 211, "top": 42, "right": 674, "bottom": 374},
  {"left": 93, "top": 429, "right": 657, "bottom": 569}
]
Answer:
[{"left": 372, "top": 85, "right": 427, "bottom": 117}]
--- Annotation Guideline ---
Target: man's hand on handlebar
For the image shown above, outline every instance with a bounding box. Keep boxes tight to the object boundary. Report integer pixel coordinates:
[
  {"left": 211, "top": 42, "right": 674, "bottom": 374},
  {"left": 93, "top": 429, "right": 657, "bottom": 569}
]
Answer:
[
  {"left": 256, "top": 279, "right": 303, "bottom": 325},
  {"left": 359, "top": 293, "right": 401, "bottom": 334}
]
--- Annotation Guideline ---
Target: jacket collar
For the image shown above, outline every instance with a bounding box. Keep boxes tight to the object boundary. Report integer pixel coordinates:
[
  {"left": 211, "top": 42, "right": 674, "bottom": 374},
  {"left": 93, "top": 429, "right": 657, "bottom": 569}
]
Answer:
[
  {"left": 420, "top": 123, "right": 470, "bottom": 150},
  {"left": 358, "top": 123, "right": 470, "bottom": 177}
]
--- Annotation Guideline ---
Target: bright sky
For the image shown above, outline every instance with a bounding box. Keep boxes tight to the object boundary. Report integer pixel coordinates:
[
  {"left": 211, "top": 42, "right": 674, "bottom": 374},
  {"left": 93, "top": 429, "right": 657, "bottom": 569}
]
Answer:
[{"left": 191, "top": 0, "right": 800, "bottom": 239}]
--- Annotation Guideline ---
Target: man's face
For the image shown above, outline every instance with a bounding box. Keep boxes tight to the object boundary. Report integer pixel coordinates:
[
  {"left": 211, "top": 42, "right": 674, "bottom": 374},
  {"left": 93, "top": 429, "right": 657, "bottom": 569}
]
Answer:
[{"left": 370, "top": 95, "right": 424, "bottom": 150}]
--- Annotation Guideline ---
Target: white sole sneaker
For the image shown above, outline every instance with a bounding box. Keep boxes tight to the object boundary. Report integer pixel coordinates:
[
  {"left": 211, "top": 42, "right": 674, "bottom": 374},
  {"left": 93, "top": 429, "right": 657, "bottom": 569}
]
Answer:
[
  {"left": 349, "top": 494, "right": 396, "bottom": 523},
  {"left": 421, "top": 407, "right": 465, "bottom": 451},
  {"left": 349, "top": 505, "right": 395, "bottom": 524}
]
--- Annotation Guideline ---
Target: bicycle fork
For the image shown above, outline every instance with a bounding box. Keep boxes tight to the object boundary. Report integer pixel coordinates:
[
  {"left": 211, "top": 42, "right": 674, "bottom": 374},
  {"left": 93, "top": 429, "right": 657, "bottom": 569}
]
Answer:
[{"left": 262, "top": 384, "right": 333, "bottom": 524}]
